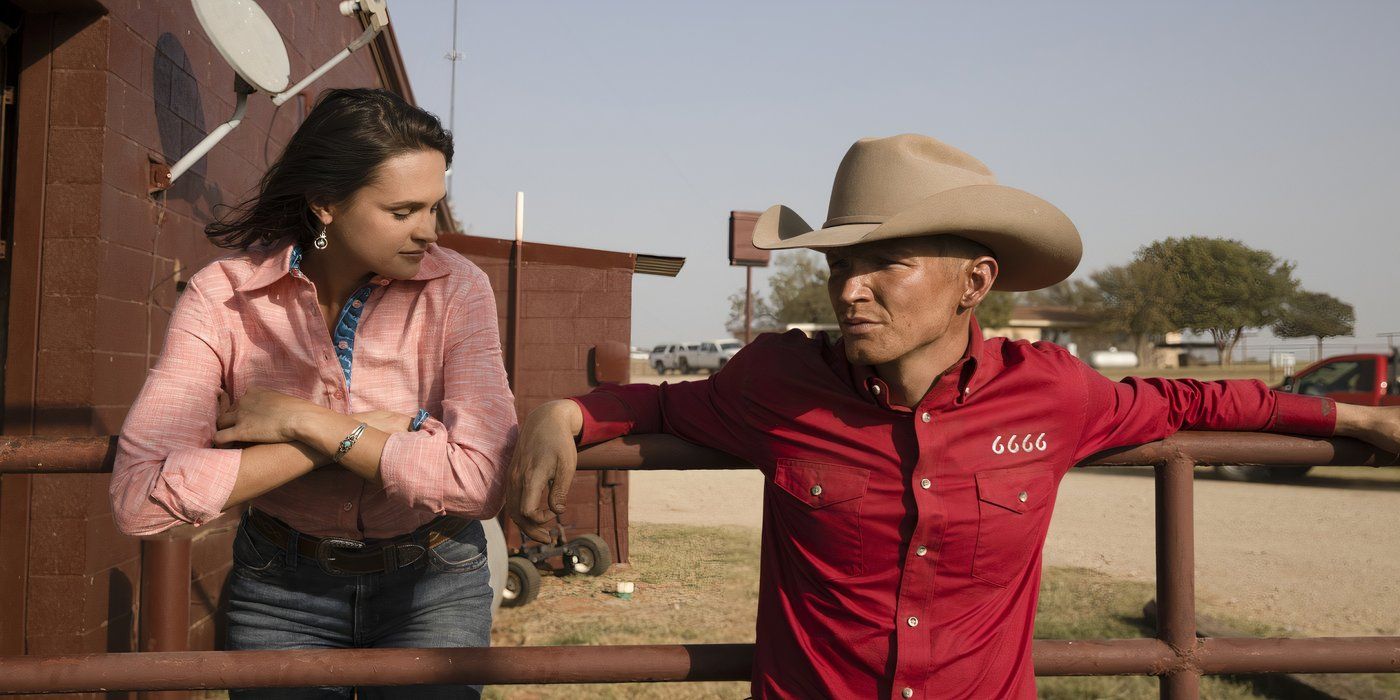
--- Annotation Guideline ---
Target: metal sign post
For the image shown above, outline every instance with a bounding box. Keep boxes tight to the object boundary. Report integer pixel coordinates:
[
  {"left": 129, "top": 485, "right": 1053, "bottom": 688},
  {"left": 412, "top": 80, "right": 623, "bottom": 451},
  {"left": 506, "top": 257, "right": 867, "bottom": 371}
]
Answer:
[{"left": 728, "top": 211, "right": 769, "bottom": 344}]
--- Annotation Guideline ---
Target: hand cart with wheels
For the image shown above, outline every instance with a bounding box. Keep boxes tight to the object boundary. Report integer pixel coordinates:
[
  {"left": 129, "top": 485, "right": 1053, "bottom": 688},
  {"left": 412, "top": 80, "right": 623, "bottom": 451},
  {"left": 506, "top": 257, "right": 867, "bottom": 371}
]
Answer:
[{"left": 498, "top": 468, "right": 628, "bottom": 608}]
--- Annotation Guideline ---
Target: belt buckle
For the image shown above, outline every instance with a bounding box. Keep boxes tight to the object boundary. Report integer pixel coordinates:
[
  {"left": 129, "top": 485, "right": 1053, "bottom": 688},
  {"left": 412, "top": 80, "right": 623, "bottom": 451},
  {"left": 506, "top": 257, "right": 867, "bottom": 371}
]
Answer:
[{"left": 316, "top": 537, "right": 367, "bottom": 575}]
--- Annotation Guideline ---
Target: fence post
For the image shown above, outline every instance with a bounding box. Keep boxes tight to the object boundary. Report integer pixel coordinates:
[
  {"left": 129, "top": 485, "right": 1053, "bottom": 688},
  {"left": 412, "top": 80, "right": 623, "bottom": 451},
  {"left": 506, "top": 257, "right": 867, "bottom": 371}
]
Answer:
[
  {"left": 1156, "top": 456, "right": 1200, "bottom": 699},
  {"left": 139, "top": 538, "right": 191, "bottom": 700}
]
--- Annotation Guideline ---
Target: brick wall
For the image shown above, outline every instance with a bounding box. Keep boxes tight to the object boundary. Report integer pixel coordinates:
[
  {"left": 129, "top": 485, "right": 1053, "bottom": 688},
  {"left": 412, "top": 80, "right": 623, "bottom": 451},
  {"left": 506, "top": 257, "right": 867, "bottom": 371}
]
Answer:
[{"left": 3, "top": 1, "right": 393, "bottom": 667}]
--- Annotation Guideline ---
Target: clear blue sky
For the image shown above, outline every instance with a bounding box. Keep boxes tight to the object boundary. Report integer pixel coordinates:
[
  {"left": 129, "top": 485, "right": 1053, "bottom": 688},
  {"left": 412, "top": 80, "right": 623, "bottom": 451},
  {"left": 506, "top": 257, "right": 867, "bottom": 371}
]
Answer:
[{"left": 392, "top": 1, "right": 1400, "bottom": 353}]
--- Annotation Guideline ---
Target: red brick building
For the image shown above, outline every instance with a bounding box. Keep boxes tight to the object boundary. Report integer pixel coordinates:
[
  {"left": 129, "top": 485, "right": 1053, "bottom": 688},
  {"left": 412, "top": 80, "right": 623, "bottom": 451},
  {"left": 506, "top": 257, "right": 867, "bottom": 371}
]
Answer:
[{"left": 0, "top": 0, "right": 663, "bottom": 677}]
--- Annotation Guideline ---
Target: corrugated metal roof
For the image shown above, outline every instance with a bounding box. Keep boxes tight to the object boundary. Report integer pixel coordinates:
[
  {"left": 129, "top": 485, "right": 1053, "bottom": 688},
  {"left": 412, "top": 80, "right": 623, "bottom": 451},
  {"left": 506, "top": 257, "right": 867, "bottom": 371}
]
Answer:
[{"left": 634, "top": 254, "right": 686, "bottom": 277}]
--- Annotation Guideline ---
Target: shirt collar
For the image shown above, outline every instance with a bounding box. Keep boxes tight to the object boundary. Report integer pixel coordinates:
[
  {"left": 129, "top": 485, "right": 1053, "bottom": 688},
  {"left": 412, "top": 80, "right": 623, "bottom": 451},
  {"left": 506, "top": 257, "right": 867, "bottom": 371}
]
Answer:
[
  {"left": 234, "top": 240, "right": 453, "bottom": 293},
  {"left": 843, "top": 315, "right": 986, "bottom": 411}
]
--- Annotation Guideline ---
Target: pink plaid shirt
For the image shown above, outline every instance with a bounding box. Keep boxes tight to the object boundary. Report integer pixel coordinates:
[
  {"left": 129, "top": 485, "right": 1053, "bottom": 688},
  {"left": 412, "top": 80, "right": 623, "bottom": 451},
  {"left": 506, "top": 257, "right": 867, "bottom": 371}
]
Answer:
[{"left": 110, "top": 241, "right": 518, "bottom": 539}]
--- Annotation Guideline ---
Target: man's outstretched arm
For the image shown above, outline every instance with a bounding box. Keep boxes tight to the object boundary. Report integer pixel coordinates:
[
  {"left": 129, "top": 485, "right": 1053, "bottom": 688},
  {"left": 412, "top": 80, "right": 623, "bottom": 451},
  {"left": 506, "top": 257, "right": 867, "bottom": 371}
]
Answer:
[{"left": 1069, "top": 353, "right": 1381, "bottom": 463}]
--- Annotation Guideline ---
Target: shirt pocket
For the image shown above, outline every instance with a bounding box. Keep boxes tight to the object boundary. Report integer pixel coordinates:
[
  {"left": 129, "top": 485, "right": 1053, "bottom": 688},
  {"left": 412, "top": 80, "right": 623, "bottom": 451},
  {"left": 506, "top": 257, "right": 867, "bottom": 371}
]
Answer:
[
  {"left": 972, "top": 464, "right": 1055, "bottom": 587},
  {"left": 771, "top": 459, "right": 870, "bottom": 581}
]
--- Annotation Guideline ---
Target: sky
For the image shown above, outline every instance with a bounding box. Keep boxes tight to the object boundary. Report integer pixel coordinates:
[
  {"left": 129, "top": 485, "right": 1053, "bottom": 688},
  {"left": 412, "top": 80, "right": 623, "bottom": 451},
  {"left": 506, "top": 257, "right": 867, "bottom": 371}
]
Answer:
[{"left": 391, "top": 1, "right": 1400, "bottom": 355}]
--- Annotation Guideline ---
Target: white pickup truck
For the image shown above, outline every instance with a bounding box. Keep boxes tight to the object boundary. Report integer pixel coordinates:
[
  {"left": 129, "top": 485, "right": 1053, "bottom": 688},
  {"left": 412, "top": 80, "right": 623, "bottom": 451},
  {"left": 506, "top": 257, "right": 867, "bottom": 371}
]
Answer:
[{"left": 649, "top": 340, "right": 743, "bottom": 375}]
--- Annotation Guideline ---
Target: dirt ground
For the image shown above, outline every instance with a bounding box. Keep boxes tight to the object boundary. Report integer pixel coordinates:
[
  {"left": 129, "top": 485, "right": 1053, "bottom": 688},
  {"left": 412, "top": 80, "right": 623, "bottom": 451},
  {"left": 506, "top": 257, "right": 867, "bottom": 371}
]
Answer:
[{"left": 629, "top": 466, "right": 1400, "bottom": 637}]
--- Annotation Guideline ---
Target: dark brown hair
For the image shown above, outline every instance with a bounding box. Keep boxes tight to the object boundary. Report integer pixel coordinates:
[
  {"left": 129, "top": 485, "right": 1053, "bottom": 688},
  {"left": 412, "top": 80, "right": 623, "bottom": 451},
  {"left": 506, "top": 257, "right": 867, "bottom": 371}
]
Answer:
[{"left": 204, "top": 88, "right": 453, "bottom": 250}]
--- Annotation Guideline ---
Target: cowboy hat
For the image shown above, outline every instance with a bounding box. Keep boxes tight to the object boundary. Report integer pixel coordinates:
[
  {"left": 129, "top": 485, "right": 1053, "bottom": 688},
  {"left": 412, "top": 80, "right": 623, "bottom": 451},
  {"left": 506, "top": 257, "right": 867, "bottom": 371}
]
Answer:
[{"left": 751, "top": 134, "right": 1081, "bottom": 291}]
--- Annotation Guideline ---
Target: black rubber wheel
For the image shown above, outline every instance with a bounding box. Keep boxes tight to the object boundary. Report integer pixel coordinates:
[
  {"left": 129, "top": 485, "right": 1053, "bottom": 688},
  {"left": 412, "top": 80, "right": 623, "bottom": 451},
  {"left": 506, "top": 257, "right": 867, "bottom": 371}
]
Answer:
[
  {"left": 654, "top": 361, "right": 666, "bottom": 375},
  {"left": 679, "top": 357, "right": 690, "bottom": 374},
  {"left": 568, "top": 534, "right": 613, "bottom": 576},
  {"left": 502, "top": 556, "right": 542, "bottom": 607},
  {"left": 1216, "top": 465, "right": 1313, "bottom": 483}
]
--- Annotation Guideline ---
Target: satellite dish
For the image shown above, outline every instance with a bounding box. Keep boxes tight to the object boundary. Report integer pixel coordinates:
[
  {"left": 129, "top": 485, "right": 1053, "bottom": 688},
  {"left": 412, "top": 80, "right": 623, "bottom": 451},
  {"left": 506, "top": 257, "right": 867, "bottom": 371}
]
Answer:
[
  {"left": 191, "top": 0, "right": 291, "bottom": 94},
  {"left": 161, "top": 0, "right": 391, "bottom": 187}
]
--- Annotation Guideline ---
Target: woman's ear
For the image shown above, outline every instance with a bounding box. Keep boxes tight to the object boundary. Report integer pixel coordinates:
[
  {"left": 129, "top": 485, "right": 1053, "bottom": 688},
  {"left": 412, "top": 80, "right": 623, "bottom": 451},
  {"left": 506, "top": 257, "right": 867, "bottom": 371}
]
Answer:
[{"left": 308, "top": 200, "right": 334, "bottom": 228}]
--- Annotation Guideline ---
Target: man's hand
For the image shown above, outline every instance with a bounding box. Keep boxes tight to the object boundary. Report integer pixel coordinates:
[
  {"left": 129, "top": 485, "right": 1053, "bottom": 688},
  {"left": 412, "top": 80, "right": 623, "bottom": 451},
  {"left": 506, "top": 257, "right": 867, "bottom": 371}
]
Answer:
[
  {"left": 505, "top": 400, "right": 585, "bottom": 543},
  {"left": 1335, "top": 404, "right": 1400, "bottom": 458}
]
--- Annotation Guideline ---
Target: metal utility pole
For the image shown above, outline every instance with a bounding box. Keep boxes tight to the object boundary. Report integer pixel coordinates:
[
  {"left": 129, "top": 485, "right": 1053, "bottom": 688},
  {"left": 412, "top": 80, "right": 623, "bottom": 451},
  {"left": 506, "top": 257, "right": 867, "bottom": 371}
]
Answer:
[
  {"left": 1380, "top": 331, "right": 1400, "bottom": 353},
  {"left": 728, "top": 211, "right": 769, "bottom": 344},
  {"left": 444, "top": 0, "right": 464, "bottom": 191},
  {"left": 744, "top": 267, "right": 753, "bottom": 344}
]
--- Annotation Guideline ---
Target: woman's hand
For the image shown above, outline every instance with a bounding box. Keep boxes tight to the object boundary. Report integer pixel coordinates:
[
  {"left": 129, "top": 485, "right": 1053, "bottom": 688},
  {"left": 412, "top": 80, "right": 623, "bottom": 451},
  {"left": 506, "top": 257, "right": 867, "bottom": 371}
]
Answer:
[{"left": 214, "top": 387, "right": 323, "bottom": 446}]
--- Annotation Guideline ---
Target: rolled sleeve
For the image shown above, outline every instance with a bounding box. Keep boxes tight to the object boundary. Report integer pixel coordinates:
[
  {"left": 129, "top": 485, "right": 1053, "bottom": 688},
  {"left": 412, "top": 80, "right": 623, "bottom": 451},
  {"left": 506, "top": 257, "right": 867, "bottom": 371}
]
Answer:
[
  {"left": 571, "top": 385, "right": 663, "bottom": 446},
  {"left": 1265, "top": 392, "right": 1337, "bottom": 436},
  {"left": 566, "top": 336, "right": 774, "bottom": 465},
  {"left": 145, "top": 447, "right": 242, "bottom": 525},
  {"left": 378, "top": 270, "right": 518, "bottom": 519},
  {"left": 110, "top": 280, "right": 242, "bottom": 536}
]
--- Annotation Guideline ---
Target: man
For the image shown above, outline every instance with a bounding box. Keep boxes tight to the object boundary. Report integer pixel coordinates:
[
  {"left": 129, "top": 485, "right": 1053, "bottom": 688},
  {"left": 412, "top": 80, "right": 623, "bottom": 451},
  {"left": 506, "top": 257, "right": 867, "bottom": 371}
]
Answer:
[{"left": 505, "top": 134, "right": 1399, "bottom": 698}]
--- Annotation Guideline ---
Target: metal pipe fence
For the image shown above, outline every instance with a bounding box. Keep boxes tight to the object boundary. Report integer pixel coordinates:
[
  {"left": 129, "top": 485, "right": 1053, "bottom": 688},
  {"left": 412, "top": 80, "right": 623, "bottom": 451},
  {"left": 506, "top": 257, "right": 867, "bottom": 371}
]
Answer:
[{"left": 0, "top": 432, "right": 1396, "bottom": 697}]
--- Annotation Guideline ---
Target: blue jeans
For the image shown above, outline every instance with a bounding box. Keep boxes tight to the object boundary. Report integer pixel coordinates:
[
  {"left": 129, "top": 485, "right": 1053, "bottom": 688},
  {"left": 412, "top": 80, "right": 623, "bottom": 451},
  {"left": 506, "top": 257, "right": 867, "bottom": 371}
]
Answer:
[{"left": 226, "top": 513, "right": 493, "bottom": 699}]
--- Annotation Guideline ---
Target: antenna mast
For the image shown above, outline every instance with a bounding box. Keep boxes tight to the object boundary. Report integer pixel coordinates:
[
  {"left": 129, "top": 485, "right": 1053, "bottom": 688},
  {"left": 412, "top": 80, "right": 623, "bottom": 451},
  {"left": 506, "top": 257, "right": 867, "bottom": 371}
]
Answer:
[{"left": 445, "top": 0, "right": 463, "bottom": 191}]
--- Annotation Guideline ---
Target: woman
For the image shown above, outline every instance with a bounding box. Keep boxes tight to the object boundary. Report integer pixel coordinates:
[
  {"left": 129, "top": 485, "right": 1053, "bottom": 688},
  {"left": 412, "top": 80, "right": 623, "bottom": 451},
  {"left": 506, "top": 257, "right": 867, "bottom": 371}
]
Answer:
[{"left": 110, "top": 88, "right": 517, "bottom": 699}]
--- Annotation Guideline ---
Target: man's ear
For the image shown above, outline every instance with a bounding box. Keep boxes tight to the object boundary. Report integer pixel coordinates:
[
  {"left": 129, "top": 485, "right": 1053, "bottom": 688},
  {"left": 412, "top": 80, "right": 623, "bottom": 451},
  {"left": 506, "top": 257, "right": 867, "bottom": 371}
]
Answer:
[{"left": 960, "top": 255, "right": 999, "bottom": 310}]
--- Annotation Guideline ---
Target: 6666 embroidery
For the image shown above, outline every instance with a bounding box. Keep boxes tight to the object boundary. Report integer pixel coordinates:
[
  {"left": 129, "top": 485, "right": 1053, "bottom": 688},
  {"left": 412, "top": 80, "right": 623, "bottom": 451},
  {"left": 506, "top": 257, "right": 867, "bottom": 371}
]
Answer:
[{"left": 992, "top": 433, "right": 1048, "bottom": 454}]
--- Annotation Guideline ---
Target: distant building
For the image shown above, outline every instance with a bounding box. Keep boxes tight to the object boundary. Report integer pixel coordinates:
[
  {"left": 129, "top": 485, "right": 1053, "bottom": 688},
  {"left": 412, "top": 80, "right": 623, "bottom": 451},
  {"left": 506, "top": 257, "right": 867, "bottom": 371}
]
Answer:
[{"left": 982, "top": 305, "right": 1097, "bottom": 351}]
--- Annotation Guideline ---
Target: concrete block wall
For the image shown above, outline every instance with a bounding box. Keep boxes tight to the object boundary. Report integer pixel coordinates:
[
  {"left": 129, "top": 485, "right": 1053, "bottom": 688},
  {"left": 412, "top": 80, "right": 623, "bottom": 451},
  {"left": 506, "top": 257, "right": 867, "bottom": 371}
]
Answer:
[{"left": 3, "top": 2, "right": 393, "bottom": 671}]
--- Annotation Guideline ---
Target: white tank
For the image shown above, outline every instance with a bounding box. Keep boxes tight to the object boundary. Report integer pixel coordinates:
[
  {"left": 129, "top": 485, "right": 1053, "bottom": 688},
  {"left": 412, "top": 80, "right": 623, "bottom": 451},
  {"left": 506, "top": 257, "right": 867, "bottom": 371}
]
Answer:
[
  {"left": 483, "top": 518, "right": 508, "bottom": 615},
  {"left": 1089, "top": 348, "right": 1139, "bottom": 369}
]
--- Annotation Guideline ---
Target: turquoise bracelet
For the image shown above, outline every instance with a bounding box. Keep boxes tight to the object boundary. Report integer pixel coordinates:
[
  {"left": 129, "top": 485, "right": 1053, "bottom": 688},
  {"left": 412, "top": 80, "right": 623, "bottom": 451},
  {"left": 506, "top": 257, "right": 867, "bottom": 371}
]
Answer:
[{"left": 332, "top": 422, "right": 367, "bottom": 463}]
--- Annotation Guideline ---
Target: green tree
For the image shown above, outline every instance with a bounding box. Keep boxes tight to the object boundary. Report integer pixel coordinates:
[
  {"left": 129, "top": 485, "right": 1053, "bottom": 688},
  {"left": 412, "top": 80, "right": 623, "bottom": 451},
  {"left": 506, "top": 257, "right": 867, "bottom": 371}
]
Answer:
[
  {"left": 974, "top": 291, "right": 1017, "bottom": 329},
  {"left": 768, "top": 251, "right": 838, "bottom": 325},
  {"left": 1138, "top": 236, "right": 1296, "bottom": 365},
  {"left": 1023, "top": 279, "right": 1103, "bottom": 311},
  {"left": 727, "top": 251, "right": 837, "bottom": 332},
  {"left": 725, "top": 287, "right": 778, "bottom": 334},
  {"left": 1272, "top": 290, "right": 1355, "bottom": 359},
  {"left": 1092, "top": 261, "right": 1177, "bottom": 368}
]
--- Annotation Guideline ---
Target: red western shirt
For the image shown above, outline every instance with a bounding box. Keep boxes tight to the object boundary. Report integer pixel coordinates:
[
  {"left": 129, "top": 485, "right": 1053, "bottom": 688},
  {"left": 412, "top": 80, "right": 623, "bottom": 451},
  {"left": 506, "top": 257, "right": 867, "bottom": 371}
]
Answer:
[{"left": 571, "top": 320, "right": 1335, "bottom": 699}]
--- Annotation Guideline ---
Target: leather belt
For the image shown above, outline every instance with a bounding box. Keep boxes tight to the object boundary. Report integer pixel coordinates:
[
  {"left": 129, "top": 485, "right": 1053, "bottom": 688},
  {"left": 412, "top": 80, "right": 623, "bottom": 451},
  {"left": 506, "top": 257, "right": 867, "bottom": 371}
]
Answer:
[{"left": 247, "top": 508, "right": 470, "bottom": 576}]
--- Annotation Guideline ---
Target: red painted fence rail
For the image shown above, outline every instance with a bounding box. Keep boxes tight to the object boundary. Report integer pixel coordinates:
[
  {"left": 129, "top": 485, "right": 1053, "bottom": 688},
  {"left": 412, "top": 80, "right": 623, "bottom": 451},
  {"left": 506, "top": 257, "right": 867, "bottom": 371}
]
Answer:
[{"left": 0, "top": 432, "right": 1396, "bottom": 698}]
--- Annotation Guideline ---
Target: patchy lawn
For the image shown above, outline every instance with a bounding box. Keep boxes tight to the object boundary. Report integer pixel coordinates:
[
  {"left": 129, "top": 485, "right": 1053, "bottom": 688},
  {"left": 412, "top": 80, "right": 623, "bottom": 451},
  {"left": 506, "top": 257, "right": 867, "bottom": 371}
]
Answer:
[{"left": 489, "top": 524, "right": 1399, "bottom": 699}]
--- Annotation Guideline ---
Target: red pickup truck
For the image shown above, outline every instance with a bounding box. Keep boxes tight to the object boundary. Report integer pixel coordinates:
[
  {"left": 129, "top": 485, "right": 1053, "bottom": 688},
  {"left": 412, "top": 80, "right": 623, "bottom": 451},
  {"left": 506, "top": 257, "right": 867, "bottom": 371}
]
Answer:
[{"left": 1217, "top": 351, "right": 1399, "bottom": 481}]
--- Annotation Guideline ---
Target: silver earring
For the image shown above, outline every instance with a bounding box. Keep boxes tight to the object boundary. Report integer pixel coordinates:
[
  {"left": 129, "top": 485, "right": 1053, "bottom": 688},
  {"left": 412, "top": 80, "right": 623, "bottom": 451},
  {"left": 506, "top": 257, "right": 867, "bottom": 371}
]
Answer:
[{"left": 313, "top": 225, "right": 329, "bottom": 250}]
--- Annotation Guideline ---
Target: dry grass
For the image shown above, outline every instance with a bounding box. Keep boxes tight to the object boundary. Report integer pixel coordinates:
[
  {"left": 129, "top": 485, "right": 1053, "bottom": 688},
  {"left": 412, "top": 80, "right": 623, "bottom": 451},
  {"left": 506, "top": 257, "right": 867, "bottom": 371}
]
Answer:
[
  {"left": 486, "top": 523, "right": 760, "bottom": 699},
  {"left": 486, "top": 524, "right": 1400, "bottom": 700}
]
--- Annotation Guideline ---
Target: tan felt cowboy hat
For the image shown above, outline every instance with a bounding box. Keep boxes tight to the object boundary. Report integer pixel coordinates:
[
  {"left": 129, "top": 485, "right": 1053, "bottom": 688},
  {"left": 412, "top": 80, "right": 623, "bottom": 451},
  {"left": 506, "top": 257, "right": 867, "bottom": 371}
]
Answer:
[{"left": 752, "top": 134, "right": 1082, "bottom": 291}]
